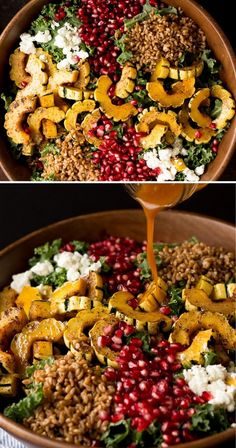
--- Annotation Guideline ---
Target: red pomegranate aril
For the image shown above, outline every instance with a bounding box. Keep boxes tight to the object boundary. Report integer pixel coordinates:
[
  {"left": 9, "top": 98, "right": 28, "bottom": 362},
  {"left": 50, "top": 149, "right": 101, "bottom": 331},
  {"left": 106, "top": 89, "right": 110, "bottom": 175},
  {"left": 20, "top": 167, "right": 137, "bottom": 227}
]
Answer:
[
  {"left": 111, "top": 413, "right": 124, "bottom": 423},
  {"left": 159, "top": 360, "right": 169, "bottom": 371},
  {"left": 201, "top": 391, "right": 213, "bottom": 401},
  {"left": 112, "top": 335, "right": 123, "bottom": 344},
  {"left": 104, "top": 367, "right": 117, "bottom": 381},
  {"left": 129, "top": 338, "right": 143, "bottom": 347},
  {"left": 212, "top": 145, "right": 218, "bottom": 153},
  {"left": 175, "top": 377, "right": 186, "bottom": 387},
  {"left": 160, "top": 306, "right": 171, "bottom": 315},
  {"left": 99, "top": 410, "right": 110, "bottom": 422},
  {"left": 210, "top": 122, "right": 217, "bottom": 129},
  {"left": 97, "top": 335, "right": 110, "bottom": 347},
  {"left": 111, "top": 343, "right": 122, "bottom": 351},
  {"left": 161, "top": 421, "right": 179, "bottom": 433},
  {"left": 195, "top": 130, "right": 203, "bottom": 138}
]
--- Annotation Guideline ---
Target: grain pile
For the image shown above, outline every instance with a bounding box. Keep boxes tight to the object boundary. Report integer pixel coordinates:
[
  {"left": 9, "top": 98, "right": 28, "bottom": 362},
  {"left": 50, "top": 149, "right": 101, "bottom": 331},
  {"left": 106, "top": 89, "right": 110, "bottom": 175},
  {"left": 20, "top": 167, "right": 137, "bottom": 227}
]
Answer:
[
  {"left": 40, "top": 131, "right": 99, "bottom": 181},
  {"left": 125, "top": 10, "right": 206, "bottom": 71},
  {"left": 158, "top": 241, "right": 235, "bottom": 287},
  {"left": 24, "top": 352, "right": 115, "bottom": 446}
]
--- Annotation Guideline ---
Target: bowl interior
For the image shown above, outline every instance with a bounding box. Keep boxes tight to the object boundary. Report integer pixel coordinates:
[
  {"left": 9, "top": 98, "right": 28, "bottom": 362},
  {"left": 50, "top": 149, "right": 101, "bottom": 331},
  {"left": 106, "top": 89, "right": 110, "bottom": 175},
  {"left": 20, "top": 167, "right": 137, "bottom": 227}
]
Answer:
[
  {"left": 0, "top": 0, "right": 235, "bottom": 180},
  {"left": 0, "top": 209, "right": 235, "bottom": 448}
]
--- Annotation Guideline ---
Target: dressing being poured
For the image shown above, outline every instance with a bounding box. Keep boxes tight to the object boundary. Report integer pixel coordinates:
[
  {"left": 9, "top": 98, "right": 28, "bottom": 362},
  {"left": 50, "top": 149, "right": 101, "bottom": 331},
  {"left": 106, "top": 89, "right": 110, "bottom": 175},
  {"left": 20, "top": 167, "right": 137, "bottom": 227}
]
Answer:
[{"left": 130, "top": 184, "right": 204, "bottom": 283}]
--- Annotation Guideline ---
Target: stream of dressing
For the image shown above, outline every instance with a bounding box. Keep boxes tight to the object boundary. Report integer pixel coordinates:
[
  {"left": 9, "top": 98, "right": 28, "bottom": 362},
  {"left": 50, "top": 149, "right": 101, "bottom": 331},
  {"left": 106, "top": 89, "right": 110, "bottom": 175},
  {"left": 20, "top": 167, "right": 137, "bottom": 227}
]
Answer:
[{"left": 135, "top": 184, "right": 200, "bottom": 283}]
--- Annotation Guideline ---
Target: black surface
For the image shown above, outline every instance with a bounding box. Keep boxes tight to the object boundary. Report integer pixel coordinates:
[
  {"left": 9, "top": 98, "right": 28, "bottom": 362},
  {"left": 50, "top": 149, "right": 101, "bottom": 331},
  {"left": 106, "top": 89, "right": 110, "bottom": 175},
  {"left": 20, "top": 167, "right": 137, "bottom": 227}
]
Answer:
[{"left": 0, "top": 183, "right": 235, "bottom": 250}]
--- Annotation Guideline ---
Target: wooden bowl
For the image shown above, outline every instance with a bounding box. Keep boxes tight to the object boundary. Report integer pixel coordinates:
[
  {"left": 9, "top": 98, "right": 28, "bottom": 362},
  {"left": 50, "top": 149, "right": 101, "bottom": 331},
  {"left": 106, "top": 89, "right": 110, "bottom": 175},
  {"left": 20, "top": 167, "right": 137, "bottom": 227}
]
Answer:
[
  {"left": 0, "top": 209, "right": 235, "bottom": 448},
  {"left": 0, "top": 0, "right": 235, "bottom": 181}
]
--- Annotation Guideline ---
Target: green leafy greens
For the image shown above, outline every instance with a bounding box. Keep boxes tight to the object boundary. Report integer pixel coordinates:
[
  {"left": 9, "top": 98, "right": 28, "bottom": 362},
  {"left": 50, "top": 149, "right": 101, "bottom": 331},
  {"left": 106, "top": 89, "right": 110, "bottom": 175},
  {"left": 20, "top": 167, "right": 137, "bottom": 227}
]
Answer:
[
  {"left": 29, "top": 239, "right": 62, "bottom": 266},
  {"left": 167, "top": 281, "right": 186, "bottom": 316},
  {"left": 190, "top": 404, "right": 230, "bottom": 435},
  {"left": 32, "top": 267, "right": 67, "bottom": 289},
  {"left": 135, "top": 242, "right": 179, "bottom": 281},
  {"left": 102, "top": 418, "right": 162, "bottom": 448},
  {"left": 4, "top": 383, "right": 44, "bottom": 423},
  {"left": 0, "top": 92, "right": 13, "bottom": 111},
  {"left": 183, "top": 143, "right": 215, "bottom": 170},
  {"left": 25, "top": 357, "right": 55, "bottom": 377}
]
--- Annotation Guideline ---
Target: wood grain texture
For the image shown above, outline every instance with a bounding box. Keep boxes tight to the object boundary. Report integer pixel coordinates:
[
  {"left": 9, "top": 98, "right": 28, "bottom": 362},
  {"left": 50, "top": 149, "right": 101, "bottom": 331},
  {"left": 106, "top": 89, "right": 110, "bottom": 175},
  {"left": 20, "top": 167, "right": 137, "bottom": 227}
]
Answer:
[{"left": 0, "top": 0, "right": 235, "bottom": 181}]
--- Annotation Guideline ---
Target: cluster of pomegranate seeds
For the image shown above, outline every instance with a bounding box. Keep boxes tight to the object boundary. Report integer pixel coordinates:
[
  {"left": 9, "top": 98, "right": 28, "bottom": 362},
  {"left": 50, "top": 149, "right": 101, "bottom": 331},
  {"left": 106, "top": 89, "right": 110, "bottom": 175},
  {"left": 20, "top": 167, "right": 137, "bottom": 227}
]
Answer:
[
  {"left": 92, "top": 125, "right": 161, "bottom": 181},
  {"left": 77, "top": 0, "right": 159, "bottom": 79},
  {"left": 103, "top": 334, "right": 212, "bottom": 447},
  {"left": 88, "top": 236, "right": 144, "bottom": 295}
]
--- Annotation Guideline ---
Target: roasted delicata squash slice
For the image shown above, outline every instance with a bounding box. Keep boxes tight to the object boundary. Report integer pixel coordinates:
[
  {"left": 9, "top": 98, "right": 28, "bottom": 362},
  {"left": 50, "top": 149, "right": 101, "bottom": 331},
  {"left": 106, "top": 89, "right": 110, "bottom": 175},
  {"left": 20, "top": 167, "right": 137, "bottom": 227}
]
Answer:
[
  {"left": 9, "top": 49, "right": 31, "bottom": 88},
  {"left": 0, "top": 374, "right": 19, "bottom": 396},
  {"left": 58, "top": 86, "right": 93, "bottom": 101},
  {"left": 64, "top": 99, "right": 96, "bottom": 131},
  {"left": 0, "top": 307, "right": 28, "bottom": 350},
  {"left": 150, "top": 58, "right": 170, "bottom": 81},
  {"left": 11, "top": 319, "right": 64, "bottom": 371},
  {"left": 182, "top": 288, "right": 235, "bottom": 320},
  {"left": 63, "top": 307, "right": 109, "bottom": 349},
  {"left": 54, "top": 94, "right": 70, "bottom": 113},
  {"left": 109, "top": 291, "right": 171, "bottom": 334},
  {"left": 50, "top": 295, "right": 93, "bottom": 316},
  {"left": 0, "top": 350, "right": 16, "bottom": 373},
  {"left": 139, "top": 279, "right": 167, "bottom": 312},
  {"left": 170, "top": 310, "right": 236, "bottom": 350},
  {"left": 42, "top": 119, "right": 58, "bottom": 139},
  {"left": 81, "top": 108, "right": 102, "bottom": 147},
  {"left": 89, "top": 315, "right": 120, "bottom": 368},
  {"left": 211, "top": 85, "right": 236, "bottom": 129},
  {"left": 39, "top": 92, "right": 55, "bottom": 108},
  {"left": 195, "top": 275, "right": 214, "bottom": 296},
  {"left": 115, "top": 63, "right": 137, "bottom": 99},
  {"left": 4, "top": 96, "right": 37, "bottom": 145},
  {"left": 87, "top": 272, "right": 104, "bottom": 301},
  {"left": 179, "top": 329, "right": 213, "bottom": 367},
  {"left": 94, "top": 75, "right": 138, "bottom": 122},
  {"left": 147, "top": 78, "right": 195, "bottom": 108},
  {"left": 27, "top": 106, "right": 65, "bottom": 144},
  {"left": 179, "top": 106, "right": 216, "bottom": 143},
  {"left": 188, "top": 88, "right": 212, "bottom": 127},
  {"left": 136, "top": 108, "right": 182, "bottom": 136},
  {"left": 33, "top": 341, "right": 53, "bottom": 363},
  {"left": 140, "top": 124, "right": 167, "bottom": 150},
  {"left": 50, "top": 279, "right": 87, "bottom": 314},
  {"left": 169, "top": 60, "right": 204, "bottom": 80},
  {"left": 0, "top": 287, "right": 17, "bottom": 314},
  {"left": 48, "top": 69, "right": 79, "bottom": 92},
  {"left": 16, "top": 54, "right": 48, "bottom": 99},
  {"left": 74, "top": 59, "right": 90, "bottom": 89},
  {"left": 29, "top": 300, "right": 51, "bottom": 320},
  {"left": 15, "top": 285, "right": 42, "bottom": 318}
]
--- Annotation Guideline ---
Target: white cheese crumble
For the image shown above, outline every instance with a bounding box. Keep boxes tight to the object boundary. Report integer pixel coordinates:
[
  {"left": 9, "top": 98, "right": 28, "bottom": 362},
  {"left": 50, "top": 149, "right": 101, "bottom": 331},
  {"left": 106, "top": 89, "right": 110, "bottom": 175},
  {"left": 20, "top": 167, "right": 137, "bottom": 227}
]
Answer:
[
  {"left": 54, "top": 251, "right": 101, "bottom": 281},
  {"left": 10, "top": 271, "right": 33, "bottom": 294},
  {"left": 142, "top": 138, "right": 206, "bottom": 181},
  {"left": 30, "top": 260, "right": 54, "bottom": 276},
  {"left": 19, "top": 22, "right": 88, "bottom": 69},
  {"left": 183, "top": 364, "right": 236, "bottom": 412},
  {"left": 19, "top": 31, "right": 52, "bottom": 54}
]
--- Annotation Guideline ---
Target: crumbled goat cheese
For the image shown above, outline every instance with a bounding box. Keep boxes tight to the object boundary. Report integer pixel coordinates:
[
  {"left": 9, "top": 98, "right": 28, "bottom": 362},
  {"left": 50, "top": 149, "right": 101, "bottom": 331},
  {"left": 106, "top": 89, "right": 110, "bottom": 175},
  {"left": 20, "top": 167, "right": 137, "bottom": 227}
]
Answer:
[
  {"left": 19, "top": 33, "right": 36, "bottom": 55},
  {"left": 195, "top": 165, "right": 205, "bottom": 176},
  {"left": 30, "top": 260, "right": 54, "bottom": 276},
  {"left": 19, "top": 31, "right": 52, "bottom": 55},
  {"left": 54, "top": 251, "right": 101, "bottom": 278},
  {"left": 54, "top": 22, "right": 89, "bottom": 69},
  {"left": 10, "top": 271, "right": 33, "bottom": 294},
  {"left": 183, "top": 167, "right": 199, "bottom": 182},
  {"left": 183, "top": 364, "right": 236, "bottom": 412}
]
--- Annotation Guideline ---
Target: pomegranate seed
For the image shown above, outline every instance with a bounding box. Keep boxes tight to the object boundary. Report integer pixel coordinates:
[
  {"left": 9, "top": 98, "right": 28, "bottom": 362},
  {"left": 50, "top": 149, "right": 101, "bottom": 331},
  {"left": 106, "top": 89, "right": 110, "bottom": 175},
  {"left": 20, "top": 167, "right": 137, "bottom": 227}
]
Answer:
[
  {"left": 209, "top": 122, "right": 217, "bottom": 129},
  {"left": 111, "top": 413, "right": 124, "bottom": 423},
  {"left": 201, "top": 391, "right": 213, "bottom": 401},
  {"left": 97, "top": 335, "right": 110, "bottom": 347},
  {"left": 160, "top": 306, "right": 171, "bottom": 315},
  {"left": 195, "top": 130, "right": 203, "bottom": 139},
  {"left": 21, "top": 81, "right": 28, "bottom": 88},
  {"left": 103, "top": 325, "right": 114, "bottom": 336},
  {"left": 128, "top": 298, "right": 139, "bottom": 309},
  {"left": 112, "top": 335, "right": 122, "bottom": 344},
  {"left": 212, "top": 145, "right": 218, "bottom": 153},
  {"left": 99, "top": 410, "right": 110, "bottom": 421},
  {"left": 129, "top": 338, "right": 143, "bottom": 347}
]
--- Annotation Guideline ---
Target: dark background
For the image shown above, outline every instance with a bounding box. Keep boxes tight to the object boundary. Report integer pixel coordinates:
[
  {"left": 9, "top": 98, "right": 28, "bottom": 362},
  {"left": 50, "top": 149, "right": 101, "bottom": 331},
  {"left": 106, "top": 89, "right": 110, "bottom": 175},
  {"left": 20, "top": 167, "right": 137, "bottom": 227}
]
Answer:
[
  {"left": 0, "top": 0, "right": 235, "bottom": 180},
  {"left": 0, "top": 183, "right": 235, "bottom": 250}
]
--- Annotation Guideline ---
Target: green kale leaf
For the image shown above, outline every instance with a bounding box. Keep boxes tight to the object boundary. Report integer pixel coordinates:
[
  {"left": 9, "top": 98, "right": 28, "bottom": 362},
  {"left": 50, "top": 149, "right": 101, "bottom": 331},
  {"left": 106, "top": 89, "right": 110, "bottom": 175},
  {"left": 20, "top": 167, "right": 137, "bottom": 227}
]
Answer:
[
  {"left": 190, "top": 404, "right": 230, "bottom": 435},
  {"left": 168, "top": 281, "right": 186, "bottom": 316},
  {"left": 0, "top": 92, "right": 13, "bottom": 111},
  {"left": 32, "top": 267, "right": 67, "bottom": 288},
  {"left": 25, "top": 357, "right": 55, "bottom": 378},
  {"left": 133, "top": 420, "right": 162, "bottom": 447},
  {"left": 29, "top": 239, "right": 62, "bottom": 266},
  {"left": 210, "top": 98, "right": 222, "bottom": 119},
  {"left": 101, "top": 419, "right": 131, "bottom": 447},
  {"left": 183, "top": 143, "right": 215, "bottom": 170},
  {"left": 203, "top": 351, "right": 218, "bottom": 367},
  {"left": 4, "top": 383, "right": 44, "bottom": 423},
  {"left": 70, "top": 240, "right": 89, "bottom": 253},
  {"left": 40, "top": 142, "right": 60, "bottom": 157}
]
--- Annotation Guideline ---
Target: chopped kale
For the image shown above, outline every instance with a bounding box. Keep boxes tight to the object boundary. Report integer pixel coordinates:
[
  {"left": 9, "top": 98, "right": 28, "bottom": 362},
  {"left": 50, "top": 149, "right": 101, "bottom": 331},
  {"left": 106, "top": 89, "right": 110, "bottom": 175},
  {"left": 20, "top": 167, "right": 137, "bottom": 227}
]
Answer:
[
  {"left": 32, "top": 267, "right": 67, "bottom": 289},
  {"left": 4, "top": 383, "right": 44, "bottom": 423},
  {"left": 29, "top": 239, "right": 62, "bottom": 266},
  {"left": 102, "top": 418, "right": 162, "bottom": 448},
  {"left": 135, "top": 242, "right": 179, "bottom": 282},
  {"left": 101, "top": 419, "right": 131, "bottom": 447},
  {"left": 203, "top": 351, "right": 218, "bottom": 367},
  {"left": 0, "top": 92, "right": 13, "bottom": 111},
  {"left": 168, "top": 281, "right": 186, "bottom": 316},
  {"left": 25, "top": 357, "right": 54, "bottom": 377},
  {"left": 70, "top": 240, "right": 89, "bottom": 253},
  {"left": 40, "top": 142, "right": 60, "bottom": 157},
  {"left": 183, "top": 143, "right": 215, "bottom": 170},
  {"left": 190, "top": 403, "right": 230, "bottom": 435}
]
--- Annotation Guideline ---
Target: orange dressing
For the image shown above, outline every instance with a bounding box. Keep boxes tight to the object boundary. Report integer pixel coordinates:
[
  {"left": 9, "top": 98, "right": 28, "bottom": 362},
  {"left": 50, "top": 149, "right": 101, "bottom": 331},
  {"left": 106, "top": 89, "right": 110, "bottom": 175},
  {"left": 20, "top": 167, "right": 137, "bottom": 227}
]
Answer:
[{"left": 135, "top": 184, "right": 205, "bottom": 283}]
